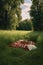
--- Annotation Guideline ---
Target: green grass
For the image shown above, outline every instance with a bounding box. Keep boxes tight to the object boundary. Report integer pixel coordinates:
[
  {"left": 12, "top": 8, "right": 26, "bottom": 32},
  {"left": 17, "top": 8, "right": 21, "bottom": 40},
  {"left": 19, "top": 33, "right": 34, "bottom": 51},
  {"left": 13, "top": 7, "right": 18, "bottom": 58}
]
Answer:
[
  {"left": 0, "top": 30, "right": 31, "bottom": 35},
  {"left": 0, "top": 30, "right": 43, "bottom": 65}
]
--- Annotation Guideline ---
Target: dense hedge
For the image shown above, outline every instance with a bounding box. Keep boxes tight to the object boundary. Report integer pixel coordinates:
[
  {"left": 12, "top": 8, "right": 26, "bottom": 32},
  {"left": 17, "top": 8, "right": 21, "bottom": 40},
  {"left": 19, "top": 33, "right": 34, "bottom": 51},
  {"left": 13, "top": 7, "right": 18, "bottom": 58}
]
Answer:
[{"left": 16, "top": 20, "right": 32, "bottom": 30}]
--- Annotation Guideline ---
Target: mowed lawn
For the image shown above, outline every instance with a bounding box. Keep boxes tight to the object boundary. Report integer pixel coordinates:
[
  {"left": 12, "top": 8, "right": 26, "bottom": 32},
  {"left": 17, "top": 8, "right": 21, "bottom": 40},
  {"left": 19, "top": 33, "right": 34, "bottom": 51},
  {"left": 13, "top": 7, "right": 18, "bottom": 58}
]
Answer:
[
  {"left": 0, "top": 30, "right": 43, "bottom": 65},
  {"left": 0, "top": 30, "right": 31, "bottom": 35}
]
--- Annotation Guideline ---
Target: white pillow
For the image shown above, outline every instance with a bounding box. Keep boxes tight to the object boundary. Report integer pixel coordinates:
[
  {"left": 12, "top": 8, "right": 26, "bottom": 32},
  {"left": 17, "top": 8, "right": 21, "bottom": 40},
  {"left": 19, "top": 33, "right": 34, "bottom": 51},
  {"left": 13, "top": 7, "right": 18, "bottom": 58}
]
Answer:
[{"left": 27, "top": 45, "right": 37, "bottom": 50}]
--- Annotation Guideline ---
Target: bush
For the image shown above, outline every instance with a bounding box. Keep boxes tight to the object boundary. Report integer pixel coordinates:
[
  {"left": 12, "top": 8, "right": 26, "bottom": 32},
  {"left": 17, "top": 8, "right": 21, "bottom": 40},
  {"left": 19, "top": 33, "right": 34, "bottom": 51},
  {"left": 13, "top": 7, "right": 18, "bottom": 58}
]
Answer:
[
  {"left": 37, "top": 33, "right": 43, "bottom": 48},
  {"left": 17, "top": 19, "right": 32, "bottom": 30},
  {"left": 24, "top": 32, "right": 40, "bottom": 42}
]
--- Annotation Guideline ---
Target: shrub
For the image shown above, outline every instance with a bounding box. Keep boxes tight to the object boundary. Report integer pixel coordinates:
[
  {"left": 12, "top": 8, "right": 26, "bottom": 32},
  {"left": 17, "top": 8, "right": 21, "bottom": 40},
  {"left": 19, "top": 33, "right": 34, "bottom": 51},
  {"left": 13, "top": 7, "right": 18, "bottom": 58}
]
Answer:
[
  {"left": 24, "top": 32, "right": 40, "bottom": 42},
  {"left": 17, "top": 20, "right": 32, "bottom": 30},
  {"left": 37, "top": 33, "right": 43, "bottom": 48}
]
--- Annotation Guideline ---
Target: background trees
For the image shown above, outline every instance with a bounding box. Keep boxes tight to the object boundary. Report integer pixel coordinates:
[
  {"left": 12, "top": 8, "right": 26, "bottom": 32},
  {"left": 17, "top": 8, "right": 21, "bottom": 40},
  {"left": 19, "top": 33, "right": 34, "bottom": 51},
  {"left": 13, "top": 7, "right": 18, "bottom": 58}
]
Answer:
[
  {"left": 0, "top": 0, "right": 24, "bottom": 30},
  {"left": 17, "top": 19, "right": 32, "bottom": 30},
  {"left": 30, "top": 0, "right": 43, "bottom": 31}
]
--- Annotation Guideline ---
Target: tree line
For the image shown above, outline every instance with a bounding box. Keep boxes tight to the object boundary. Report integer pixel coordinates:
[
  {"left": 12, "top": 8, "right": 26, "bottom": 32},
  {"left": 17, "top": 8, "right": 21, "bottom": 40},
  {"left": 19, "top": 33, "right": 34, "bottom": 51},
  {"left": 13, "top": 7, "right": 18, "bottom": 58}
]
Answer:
[
  {"left": 0, "top": 0, "right": 43, "bottom": 31},
  {"left": 0, "top": 0, "right": 24, "bottom": 30},
  {"left": 30, "top": 0, "right": 43, "bottom": 31}
]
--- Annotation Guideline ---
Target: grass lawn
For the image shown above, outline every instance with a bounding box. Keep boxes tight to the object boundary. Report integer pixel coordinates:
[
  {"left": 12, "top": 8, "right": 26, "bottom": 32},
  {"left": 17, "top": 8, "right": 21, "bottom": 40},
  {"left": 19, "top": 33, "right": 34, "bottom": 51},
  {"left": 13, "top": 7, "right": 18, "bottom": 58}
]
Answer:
[
  {"left": 0, "top": 30, "right": 43, "bottom": 65},
  {"left": 0, "top": 30, "right": 31, "bottom": 35}
]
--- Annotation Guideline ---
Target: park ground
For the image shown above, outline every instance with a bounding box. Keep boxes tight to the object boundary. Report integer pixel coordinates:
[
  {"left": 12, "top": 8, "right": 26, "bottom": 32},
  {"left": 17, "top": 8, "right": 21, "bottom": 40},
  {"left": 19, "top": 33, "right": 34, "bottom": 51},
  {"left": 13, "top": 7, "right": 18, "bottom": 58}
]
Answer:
[{"left": 0, "top": 30, "right": 43, "bottom": 65}]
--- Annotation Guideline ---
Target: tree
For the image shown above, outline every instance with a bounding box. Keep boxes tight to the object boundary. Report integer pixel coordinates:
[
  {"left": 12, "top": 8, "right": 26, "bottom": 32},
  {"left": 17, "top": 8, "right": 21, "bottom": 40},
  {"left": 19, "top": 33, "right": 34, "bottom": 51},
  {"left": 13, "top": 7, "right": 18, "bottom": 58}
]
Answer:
[
  {"left": 16, "top": 19, "right": 32, "bottom": 30},
  {"left": 30, "top": 0, "right": 43, "bottom": 31},
  {"left": 0, "top": 0, "right": 24, "bottom": 30}
]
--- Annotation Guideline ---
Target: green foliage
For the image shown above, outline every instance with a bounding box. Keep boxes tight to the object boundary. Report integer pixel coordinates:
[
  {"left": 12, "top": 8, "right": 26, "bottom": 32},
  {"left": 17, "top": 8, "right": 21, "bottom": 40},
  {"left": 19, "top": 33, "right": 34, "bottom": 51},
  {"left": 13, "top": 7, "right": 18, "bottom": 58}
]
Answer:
[
  {"left": 25, "top": 31, "right": 40, "bottom": 42},
  {"left": 17, "top": 19, "right": 32, "bottom": 30},
  {"left": 0, "top": 0, "right": 24, "bottom": 30},
  {"left": 30, "top": 0, "right": 43, "bottom": 31},
  {"left": 37, "top": 33, "right": 43, "bottom": 48}
]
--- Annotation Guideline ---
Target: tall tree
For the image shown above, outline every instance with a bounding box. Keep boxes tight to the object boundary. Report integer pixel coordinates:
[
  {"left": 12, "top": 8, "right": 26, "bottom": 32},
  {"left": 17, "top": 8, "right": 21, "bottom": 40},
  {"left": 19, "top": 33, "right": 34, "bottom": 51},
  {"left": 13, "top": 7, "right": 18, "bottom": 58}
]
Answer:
[
  {"left": 30, "top": 0, "right": 43, "bottom": 31},
  {"left": 0, "top": 0, "right": 24, "bottom": 29}
]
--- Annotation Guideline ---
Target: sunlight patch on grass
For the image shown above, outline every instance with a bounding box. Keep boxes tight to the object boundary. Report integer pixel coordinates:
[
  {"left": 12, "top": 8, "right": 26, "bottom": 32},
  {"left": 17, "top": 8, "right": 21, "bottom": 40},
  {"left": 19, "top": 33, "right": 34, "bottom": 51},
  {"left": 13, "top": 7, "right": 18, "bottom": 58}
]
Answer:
[{"left": 0, "top": 30, "right": 32, "bottom": 35}]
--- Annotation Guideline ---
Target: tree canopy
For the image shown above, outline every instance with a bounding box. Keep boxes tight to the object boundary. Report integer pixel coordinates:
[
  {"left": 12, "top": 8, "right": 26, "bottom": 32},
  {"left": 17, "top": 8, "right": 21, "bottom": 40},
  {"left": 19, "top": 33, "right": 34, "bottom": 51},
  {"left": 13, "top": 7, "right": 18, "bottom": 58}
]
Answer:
[
  {"left": 17, "top": 19, "right": 32, "bottom": 30},
  {"left": 0, "top": 0, "right": 24, "bottom": 29},
  {"left": 30, "top": 0, "right": 43, "bottom": 31}
]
